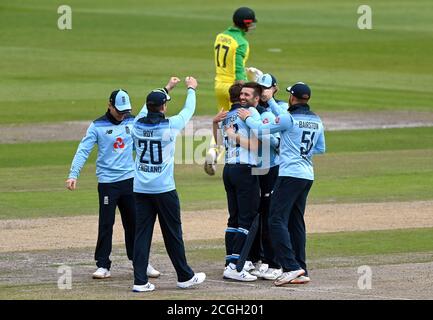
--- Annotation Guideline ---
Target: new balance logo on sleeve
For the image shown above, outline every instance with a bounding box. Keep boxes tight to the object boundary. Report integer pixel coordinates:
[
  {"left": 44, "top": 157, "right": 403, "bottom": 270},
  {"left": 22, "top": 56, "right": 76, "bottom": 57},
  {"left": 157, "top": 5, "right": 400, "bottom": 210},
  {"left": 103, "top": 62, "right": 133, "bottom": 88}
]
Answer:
[{"left": 68, "top": 113, "right": 135, "bottom": 183}]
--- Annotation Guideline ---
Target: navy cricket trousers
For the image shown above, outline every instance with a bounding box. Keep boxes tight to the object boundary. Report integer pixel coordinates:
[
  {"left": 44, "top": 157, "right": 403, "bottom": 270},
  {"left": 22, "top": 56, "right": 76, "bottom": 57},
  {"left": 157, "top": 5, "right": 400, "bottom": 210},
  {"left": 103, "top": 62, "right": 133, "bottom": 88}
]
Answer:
[
  {"left": 95, "top": 178, "right": 136, "bottom": 270},
  {"left": 133, "top": 190, "right": 194, "bottom": 285},
  {"left": 223, "top": 164, "right": 260, "bottom": 265},
  {"left": 269, "top": 176, "right": 313, "bottom": 274},
  {"left": 250, "top": 165, "right": 280, "bottom": 268}
]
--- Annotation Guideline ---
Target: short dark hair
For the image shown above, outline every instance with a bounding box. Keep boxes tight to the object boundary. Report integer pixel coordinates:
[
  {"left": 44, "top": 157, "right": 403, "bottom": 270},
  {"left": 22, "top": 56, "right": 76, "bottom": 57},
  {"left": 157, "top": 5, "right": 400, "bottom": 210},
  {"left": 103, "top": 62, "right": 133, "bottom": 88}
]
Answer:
[
  {"left": 146, "top": 102, "right": 164, "bottom": 113},
  {"left": 229, "top": 83, "right": 243, "bottom": 103},
  {"left": 242, "top": 82, "right": 263, "bottom": 97}
]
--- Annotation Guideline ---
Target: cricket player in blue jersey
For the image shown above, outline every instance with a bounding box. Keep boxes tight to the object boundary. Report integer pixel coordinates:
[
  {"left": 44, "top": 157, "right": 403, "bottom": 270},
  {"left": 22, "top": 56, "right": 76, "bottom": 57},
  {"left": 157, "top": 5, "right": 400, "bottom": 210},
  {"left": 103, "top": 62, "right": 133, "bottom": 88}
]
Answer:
[
  {"left": 258, "top": 73, "right": 289, "bottom": 114},
  {"left": 131, "top": 76, "right": 206, "bottom": 292},
  {"left": 213, "top": 84, "right": 256, "bottom": 275},
  {"left": 66, "top": 89, "right": 159, "bottom": 280},
  {"left": 219, "top": 82, "right": 278, "bottom": 282},
  {"left": 238, "top": 82, "right": 326, "bottom": 286},
  {"left": 222, "top": 77, "right": 282, "bottom": 280},
  {"left": 248, "top": 73, "right": 284, "bottom": 280}
]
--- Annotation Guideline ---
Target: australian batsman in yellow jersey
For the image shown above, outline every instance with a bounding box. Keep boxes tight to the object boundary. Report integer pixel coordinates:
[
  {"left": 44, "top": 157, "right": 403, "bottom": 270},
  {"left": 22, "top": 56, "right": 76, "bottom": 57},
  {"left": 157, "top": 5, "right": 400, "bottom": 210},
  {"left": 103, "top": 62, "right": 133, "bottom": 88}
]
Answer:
[{"left": 214, "top": 26, "right": 250, "bottom": 111}]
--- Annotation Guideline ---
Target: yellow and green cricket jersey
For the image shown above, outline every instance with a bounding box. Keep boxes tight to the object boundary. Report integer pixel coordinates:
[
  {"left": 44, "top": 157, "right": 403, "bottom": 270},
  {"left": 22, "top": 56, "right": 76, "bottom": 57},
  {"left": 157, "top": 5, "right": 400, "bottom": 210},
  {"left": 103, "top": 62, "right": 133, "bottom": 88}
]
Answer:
[{"left": 214, "top": 26, "right": 250, "bottom": 83}]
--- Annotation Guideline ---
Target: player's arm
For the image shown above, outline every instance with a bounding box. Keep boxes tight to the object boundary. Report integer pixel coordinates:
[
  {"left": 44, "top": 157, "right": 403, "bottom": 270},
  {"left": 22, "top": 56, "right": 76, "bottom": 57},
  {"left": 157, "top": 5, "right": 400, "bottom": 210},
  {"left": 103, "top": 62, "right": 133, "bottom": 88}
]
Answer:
[
  {"left": 164, "top": 76, "right": 181, "bottom": 93},
  {"left": 262, "top": 89, "right": 287, "bottom": 116},
  {"left": 135, "top": 103, "right": 149, "bottom": 122},
  {"left": 277, "top": 101, "right": 289, "bottom": 113},
  {"left": 213, "top": 109, "right": 228, "bottom": 145},
  {"left": 135, "top": 77, "right": 181, "bottom": 123},
  {"left": 66, "top": 123, "right": 98, "bottom": 190},
  {"left": 235, "top": 43, "right": 248, "bottom": 81},
  {"left": 259, "top": 112, "right": 281, "bottom": 151},
  {"left": 225, "top": 125, "right": 260, "bottom": 152},
  {"left": 269, "top": 97, "right": 288, "bottom": 116},
  {"left": 249, "top": 108, "right": 280, "bottom": 150},
  {"left": 258, "top": 119, "right": 280, "bottom": 151},
  {"left": 169, "top": 77, "right": 198, "bottom": 132},
  {"left": 238, "top": 108, "right": 294, "bottom": 134},
  {"left": 313, "top": 128, "right": 326, "bottom": 154},
  {"left": 256, "top": 129, "right": 280, "bottom": 151}
]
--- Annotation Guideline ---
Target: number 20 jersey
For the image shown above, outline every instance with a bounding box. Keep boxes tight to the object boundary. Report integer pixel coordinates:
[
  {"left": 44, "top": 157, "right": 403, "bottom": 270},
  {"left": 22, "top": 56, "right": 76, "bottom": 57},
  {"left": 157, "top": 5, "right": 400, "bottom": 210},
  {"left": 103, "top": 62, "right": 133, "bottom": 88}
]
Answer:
[
  {"left": 131, "top": 88, "right": 196, "bottom": 194},
  {"left": 132, "top": 115, "right": 177, "bottom": 194}
]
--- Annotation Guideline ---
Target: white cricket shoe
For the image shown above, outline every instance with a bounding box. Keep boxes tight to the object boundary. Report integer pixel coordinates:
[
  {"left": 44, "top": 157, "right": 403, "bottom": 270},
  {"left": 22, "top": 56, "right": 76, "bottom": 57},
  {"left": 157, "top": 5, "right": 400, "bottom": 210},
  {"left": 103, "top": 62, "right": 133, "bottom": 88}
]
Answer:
[
  {"left": 223, "top": 266, "right": 257, "bottom": 282},
  {"left": 274, "top": 269, "right": 305, "bottom": 286},
  {"left": 262, "top": 268, "right": 283, "bottom": 280},
  {"left": 92, "top": 267, "right": 111, "bottom": 279},
  {"left": 251, "top": 263, "right": 269, "bottom": 278},
  {"left": 204, "top": 148, "right": 217, "bottom": 176},
  {"left": 243, "top": 260, "right": 255, "bottom": 272},
  {"left": 147, "top": 264, "right": 161, "bottom": 278},
  {"left": 289, "top": 275, "right": 311, "bottom": 284},
  {"left": 177, "top": 272, "right": 206, "bottom": 289},
  {"left": 133, "top": 282, "right": 155, "bottom": 292}
]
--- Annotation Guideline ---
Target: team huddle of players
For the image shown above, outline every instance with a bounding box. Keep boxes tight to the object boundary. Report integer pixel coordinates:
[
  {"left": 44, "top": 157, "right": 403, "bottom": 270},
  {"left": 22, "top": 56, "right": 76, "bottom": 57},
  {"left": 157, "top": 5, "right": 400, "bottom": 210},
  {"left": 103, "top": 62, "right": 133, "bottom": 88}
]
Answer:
[
  {"left": 214, "top": 76, "right": 325, "bottom": 286},
  {"left": 209, "top": 8, "right": 326, "bottom": 286}
]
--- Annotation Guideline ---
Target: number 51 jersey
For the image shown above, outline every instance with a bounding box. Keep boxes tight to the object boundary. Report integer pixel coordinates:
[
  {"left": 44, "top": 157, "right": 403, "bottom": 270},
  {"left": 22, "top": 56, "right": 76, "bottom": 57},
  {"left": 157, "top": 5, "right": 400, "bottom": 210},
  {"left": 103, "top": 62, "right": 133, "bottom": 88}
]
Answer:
[
  {"left": 279, "top": 105, "right": 326, "bottom": 180},
  {"left": 245, "top": 104, "right": 326, "bottom": 181}
]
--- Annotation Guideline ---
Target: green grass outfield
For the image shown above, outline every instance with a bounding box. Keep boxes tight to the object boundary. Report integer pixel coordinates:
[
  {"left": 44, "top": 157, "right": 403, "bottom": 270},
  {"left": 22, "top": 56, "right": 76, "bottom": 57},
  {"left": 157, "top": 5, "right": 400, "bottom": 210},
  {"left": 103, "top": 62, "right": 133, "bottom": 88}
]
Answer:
[
  {"left": 1, "top": 0, "right": 433, "bottom": 123},
  {"left": 1, "top": 126, "right": 432, "bottom": 219}
]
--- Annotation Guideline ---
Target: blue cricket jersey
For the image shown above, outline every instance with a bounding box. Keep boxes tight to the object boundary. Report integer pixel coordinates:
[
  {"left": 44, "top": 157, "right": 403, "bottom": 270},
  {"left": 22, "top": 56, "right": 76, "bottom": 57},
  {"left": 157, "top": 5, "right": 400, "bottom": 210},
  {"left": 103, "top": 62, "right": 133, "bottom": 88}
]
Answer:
[
  {"left": 132, "top": 88, "right": 196, "bottom": 194},
  {"left": 68, "top": 112, "right": 135, "bottom": 183},
  {"left": 245, "top": 103, "right": 326, "bottom": 180},
  {"left": 221, "top": 104, "right": 261, "bottom": 165},
  {"left": 256, "top": 105, "right": 280, "bottom": 169},
  {"left": 267, "top": 97, "right": 289, "bottom": 116}
]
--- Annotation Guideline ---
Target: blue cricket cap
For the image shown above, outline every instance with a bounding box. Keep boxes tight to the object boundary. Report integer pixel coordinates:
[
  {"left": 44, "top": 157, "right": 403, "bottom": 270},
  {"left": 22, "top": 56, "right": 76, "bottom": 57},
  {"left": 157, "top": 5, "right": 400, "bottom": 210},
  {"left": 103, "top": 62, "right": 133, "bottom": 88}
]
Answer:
[
  {"left": 257, "top": 73, "right": 277, "bottom": 88},
  {"left": 286, "top": 82, "right": 311, "bottom": 100},
  {"left": 109, "top": 89, "right": 132, "bottom": 113},
  {"left": 146, "top": 89, "right": 171, "bottom": 107}
]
